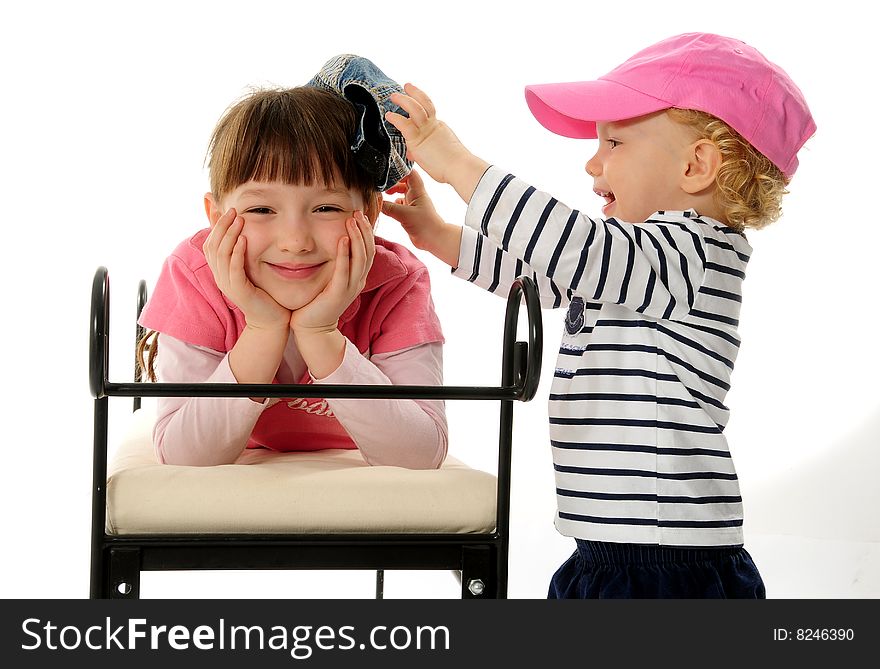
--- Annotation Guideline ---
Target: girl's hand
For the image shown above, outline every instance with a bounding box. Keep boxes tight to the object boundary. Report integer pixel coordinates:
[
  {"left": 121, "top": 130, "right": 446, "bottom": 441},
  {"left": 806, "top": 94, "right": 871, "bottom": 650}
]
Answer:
[
  {"left": 203, "top": 208, "right": 290, "bottom": 331},
  {"left": 289, "top": 210, "right": 375, "bottom": 335}
]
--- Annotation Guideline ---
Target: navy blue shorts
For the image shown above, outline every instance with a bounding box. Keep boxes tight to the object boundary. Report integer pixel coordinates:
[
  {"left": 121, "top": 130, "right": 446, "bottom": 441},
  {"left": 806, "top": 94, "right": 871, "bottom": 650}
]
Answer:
[{"left": 548, "top": 540, "right": 766, "bottom": 599}]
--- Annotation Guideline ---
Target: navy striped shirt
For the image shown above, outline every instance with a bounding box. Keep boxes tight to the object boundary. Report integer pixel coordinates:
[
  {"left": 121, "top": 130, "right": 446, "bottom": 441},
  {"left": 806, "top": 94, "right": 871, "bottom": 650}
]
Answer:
[{"left": 454, "top": 167, "right": 752, "bottom": 547}]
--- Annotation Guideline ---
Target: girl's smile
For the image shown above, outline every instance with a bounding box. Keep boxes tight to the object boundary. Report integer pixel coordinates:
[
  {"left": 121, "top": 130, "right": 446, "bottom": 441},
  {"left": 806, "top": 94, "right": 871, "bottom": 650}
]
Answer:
[{"left": 264, "top": 260, "right": 327, "bottom": 280}]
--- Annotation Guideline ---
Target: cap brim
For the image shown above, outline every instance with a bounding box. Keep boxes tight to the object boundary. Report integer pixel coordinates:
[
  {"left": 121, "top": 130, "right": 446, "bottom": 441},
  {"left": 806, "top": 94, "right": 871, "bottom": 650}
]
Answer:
[{"left": 524, "top": 78, "right": 671, "bottom": 138}]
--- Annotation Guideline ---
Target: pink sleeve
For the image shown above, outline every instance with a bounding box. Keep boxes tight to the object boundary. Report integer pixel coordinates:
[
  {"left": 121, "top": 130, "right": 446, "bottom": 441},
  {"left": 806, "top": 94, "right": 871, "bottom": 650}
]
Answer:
[
  {"left": 152, "top": 334, "right": 270, "bottom": 466},
  {"left": 313, "top": 339, "right": 448, "bottom": 469},
  {"left": 369, "top": 266, "right": 444, "bottom": 355}
]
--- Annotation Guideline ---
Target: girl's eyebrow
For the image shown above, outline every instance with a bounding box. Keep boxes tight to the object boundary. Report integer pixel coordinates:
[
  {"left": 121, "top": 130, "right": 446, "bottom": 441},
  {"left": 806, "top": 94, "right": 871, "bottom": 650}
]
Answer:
[
  {"left": 317, "top": 185, "right": 352, "bottom": 196},
  {"left": 237, "top": 187, "right": 275, "bottom": 199},
  {"left": 235, "top": 185, "right": 351, "bottom": 199}
]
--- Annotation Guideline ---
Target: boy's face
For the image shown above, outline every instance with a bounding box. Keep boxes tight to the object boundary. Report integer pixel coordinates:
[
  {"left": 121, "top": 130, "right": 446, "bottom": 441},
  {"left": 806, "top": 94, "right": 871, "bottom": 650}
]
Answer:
[
  {"left": 213, "top": 180, "right": 372, "bottom": 311},
  {"left": 587, "top": 111, "right": 701, "bottom": 223}
]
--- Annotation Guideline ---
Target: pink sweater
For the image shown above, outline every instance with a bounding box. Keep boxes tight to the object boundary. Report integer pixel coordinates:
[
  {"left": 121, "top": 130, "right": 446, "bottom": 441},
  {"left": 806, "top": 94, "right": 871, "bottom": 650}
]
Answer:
[{"left": 139, "top": 230, "right": 447, "bottom": 469}]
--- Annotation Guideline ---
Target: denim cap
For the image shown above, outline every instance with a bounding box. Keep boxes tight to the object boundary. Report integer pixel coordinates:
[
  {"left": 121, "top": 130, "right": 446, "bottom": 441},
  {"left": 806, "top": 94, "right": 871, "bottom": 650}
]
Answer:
[{"left": 307, "top": 54, "right": 412, "bottom": 192}]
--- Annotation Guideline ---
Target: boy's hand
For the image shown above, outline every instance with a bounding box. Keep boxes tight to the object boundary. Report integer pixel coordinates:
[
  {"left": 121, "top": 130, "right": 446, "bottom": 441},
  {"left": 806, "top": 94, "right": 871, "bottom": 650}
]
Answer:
[
  {"left": 386, "top": 84, "right": 490, "bottom": 203},
  {"left": 289, "top": 211, "right": 375, "bottom": 336},
  {"left": 203, "top": 208, "right": 290, "bottom": 332},
  {"left": 382, "top": 170, "right": 462, "bottom": 268},
  {"left": 383, "top": 170, "right": 445, "bottom": 249}
]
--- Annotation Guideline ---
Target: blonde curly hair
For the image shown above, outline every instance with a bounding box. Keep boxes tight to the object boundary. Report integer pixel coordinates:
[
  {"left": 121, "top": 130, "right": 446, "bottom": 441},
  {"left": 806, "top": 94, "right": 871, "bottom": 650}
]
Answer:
[{"left": 666, "top": 108, "right": 789, "bottom": 232}]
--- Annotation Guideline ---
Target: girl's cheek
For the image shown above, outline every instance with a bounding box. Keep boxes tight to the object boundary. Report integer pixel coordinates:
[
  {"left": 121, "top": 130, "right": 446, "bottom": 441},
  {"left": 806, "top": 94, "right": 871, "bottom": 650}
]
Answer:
[
  {"left": 326, "top": 229, "right": 347, "bottom": 254},
  {"left": 242, "top": 249, "right": 259, "bottom": 278}
]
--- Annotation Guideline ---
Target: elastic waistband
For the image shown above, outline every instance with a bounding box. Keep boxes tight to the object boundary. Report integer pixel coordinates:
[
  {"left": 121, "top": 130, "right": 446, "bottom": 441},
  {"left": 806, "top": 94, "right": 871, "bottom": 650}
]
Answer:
[{"left": 575, "top": 539, "right": 744, "bottom": 566}]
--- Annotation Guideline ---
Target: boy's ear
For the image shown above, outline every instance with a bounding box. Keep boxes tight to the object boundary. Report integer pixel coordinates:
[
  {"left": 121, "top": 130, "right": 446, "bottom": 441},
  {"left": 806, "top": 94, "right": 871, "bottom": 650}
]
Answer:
[
  {"left": 204, "top": 192, "right": 222, "bottom": 226},
  {"left": 681, "top": 140, "right": 721, "bottom": 194}
]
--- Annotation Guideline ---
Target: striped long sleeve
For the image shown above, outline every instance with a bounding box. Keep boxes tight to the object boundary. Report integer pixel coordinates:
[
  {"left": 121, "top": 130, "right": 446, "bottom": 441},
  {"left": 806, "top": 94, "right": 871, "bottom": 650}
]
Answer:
[{"left": 453, "top": 167, "right": 754, "bottom": 547}]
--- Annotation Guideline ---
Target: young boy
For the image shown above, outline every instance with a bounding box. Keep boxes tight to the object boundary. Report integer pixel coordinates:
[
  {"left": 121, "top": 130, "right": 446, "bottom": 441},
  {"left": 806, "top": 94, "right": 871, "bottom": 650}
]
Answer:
[{"left": 381, "top": 32, "right": 815, "bottom": 597}]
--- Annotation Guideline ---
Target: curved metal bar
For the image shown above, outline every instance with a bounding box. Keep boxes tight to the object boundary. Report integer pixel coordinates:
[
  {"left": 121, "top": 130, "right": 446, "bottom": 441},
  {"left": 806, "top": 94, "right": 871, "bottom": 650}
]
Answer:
[
  {"left": 89, "top": 267, "right": 109, "bottom": 399},
  {"left": 502, "top": 276, "right": 543, "bottom": 401},
  {"left": 137, "top": 280, "right": 148, "bottom": 317}
]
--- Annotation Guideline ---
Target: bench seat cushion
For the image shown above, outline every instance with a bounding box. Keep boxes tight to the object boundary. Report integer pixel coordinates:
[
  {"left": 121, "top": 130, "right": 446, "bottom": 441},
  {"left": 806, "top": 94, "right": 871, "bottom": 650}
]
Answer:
[{"left": 106, "top": 409, "right": 497, "bottom": 535}]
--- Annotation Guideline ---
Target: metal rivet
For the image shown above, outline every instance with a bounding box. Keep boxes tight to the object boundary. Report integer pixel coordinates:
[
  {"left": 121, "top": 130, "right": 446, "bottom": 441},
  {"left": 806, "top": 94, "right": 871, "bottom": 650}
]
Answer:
[
  {"left": 116, "top": 582, "right": 132, "bottom": 595},
  {"left": 467, "top": 579, "right": 485, "bottom": 596}
]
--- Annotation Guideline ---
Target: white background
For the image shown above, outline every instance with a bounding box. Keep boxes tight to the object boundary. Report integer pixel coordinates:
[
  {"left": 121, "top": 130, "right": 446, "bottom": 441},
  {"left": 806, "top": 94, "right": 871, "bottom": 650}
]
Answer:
[{"left": 2, "top": 0, "right": 878, "bottom": 600}]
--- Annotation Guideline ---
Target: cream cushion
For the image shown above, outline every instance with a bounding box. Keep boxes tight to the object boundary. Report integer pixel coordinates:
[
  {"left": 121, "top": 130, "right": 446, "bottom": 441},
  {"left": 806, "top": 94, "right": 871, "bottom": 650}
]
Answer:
[{"left": 106, "top": 409, "right": 497, "bottom": 535}]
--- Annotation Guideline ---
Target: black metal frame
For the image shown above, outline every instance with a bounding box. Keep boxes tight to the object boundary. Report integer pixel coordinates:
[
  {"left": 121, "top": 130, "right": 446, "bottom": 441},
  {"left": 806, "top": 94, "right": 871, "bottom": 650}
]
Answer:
[{"left": 89, "top": 266, "right": 542, "bottom": 599}]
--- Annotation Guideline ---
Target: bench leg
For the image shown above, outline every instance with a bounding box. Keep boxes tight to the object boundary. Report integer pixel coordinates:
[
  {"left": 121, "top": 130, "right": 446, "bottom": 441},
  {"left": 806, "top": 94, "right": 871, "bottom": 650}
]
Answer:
[
  {"left": 375, "top": 569, "right": 384, "bottom": 599},
  {"left": 108, "top": 548, "right": 141, "bottom": 599},
  {"left": 461, "top": 546, "right": 497, "bottom": 599}
]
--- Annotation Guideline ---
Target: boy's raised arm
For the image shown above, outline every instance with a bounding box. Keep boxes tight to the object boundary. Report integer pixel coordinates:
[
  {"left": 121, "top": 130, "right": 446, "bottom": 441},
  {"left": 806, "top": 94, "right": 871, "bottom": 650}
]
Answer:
[{"left": 386, "top": 84, "right": 490, "bottom": 205}]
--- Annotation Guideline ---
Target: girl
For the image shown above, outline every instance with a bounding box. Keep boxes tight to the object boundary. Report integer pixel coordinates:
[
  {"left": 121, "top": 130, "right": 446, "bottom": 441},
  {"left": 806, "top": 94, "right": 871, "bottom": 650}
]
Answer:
[{"left": 137, "top": 83, "right": 447, "bottom": 469}]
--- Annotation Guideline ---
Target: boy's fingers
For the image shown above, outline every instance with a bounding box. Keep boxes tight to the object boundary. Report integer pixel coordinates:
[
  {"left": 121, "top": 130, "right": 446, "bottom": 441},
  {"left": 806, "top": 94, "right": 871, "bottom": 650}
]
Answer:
[
  {"left": 402, "top": 83, "right": 436, "bottom": 117},
  {"left": 381, "top": 199, "right": 405, "bottom": 220},
  {"left": 385, "top": 178, "right": 409, "bottom": 195},
  {"left": 384, "top": 110, "right": 416, "bottom": 137},
  {"left": 383, "top": 172, "right": 425, "bottom": 210},
  {"left": 404, "top": 169, "right": 427, "bottom": 198},
  {"left": 388, "top": 94, "right": 428, "bottom": 125}
]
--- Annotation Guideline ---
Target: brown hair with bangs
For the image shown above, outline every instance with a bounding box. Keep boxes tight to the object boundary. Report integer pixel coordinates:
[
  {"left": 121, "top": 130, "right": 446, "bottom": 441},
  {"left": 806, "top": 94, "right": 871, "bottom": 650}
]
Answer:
[
  {"left": 137, "top": 86, "right": 381, "bottom": 382},
  {"left": 207, "top": 85, "right": 380, "bottom": 219}
]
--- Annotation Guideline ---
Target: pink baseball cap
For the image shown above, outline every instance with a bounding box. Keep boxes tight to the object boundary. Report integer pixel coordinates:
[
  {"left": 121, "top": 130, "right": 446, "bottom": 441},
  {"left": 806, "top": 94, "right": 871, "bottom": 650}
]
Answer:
[{"left": 524, "top": 32, "right": 815, "bottom": 178}]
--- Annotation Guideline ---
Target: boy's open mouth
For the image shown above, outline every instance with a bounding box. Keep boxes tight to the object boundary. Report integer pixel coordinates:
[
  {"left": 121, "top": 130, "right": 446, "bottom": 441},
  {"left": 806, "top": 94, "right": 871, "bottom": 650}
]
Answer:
[
  {"left": 594, "top": 189, "right": 615, "bottom": 205},
  {"left": 595, "top": 188, "right": 616, "bottom": 215}
]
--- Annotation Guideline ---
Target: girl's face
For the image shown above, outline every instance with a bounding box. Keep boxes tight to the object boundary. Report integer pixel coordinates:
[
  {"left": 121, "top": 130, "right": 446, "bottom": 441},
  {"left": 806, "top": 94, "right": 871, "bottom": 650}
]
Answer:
[
  {"left": 586, "top": 112, "right": 700, "bottom": 223},
  {"left": 212, "top": 180, "right": 374, "bottom": 311}
]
